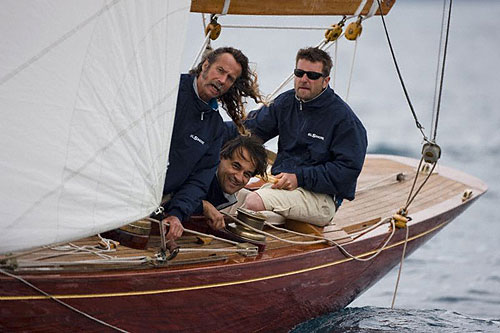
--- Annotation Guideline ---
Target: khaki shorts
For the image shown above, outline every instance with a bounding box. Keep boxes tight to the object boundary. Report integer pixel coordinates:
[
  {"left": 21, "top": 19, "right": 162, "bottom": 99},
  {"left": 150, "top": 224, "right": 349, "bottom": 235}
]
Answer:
[{"left": 254, "top": 183, "right": 336, "bottom": 226}]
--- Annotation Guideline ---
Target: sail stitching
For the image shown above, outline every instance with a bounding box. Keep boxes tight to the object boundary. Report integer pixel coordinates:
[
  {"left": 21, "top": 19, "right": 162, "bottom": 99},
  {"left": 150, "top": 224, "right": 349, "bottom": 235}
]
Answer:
[{"left": 0, "top": 0, "right": 122, "bottom": 86}]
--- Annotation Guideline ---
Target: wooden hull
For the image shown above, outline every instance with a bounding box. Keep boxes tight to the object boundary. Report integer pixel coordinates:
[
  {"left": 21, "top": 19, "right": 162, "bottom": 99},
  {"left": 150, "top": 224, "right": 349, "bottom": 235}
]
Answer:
[{"left": 0, "top": 155, "right": 486, "bottom": 332}]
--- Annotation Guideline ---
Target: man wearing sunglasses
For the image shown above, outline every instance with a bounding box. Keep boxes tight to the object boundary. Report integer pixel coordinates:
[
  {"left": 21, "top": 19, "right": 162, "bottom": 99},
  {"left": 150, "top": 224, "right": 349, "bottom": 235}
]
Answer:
[{"left": 226, "top": 47, "right": 367, "bottom": 226}]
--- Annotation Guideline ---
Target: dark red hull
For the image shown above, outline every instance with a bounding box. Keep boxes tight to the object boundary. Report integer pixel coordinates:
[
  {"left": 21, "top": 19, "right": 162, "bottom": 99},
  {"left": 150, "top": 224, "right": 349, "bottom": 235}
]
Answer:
[{"left": 0, "top": 197, "right": 478, "bottom": 332}]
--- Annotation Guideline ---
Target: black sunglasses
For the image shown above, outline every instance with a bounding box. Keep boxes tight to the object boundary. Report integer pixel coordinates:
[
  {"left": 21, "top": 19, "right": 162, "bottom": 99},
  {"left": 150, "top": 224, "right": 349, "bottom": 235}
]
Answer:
[{"left": 294, "top": 69, "right": 325, "bottom": 80}]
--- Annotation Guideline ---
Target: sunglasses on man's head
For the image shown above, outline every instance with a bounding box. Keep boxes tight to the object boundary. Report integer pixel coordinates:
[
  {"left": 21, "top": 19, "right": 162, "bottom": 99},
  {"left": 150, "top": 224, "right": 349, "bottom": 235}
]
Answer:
[{"left": 294, "top": 69, "right": 324, "bottom": 80}]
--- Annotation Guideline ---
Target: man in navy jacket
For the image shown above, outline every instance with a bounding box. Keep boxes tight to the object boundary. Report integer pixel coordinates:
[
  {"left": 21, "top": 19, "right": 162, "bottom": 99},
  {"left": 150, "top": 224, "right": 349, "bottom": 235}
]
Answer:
[
  {"left": 192, "top": 135, "right": 267, "bottom": 230},
  {"left": 162, "top": 47, "right": 262, "bottom": 240},
  {"left": 227, "top": 47, "right": 367, "bottom": 226}
]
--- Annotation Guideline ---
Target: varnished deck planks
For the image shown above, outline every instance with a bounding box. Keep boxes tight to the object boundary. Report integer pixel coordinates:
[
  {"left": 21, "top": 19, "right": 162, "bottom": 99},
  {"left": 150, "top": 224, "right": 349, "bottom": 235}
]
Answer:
[
  {"left": 336, "top": 158, "right": 469, "bottom": 231},
  {"left": 3, "top": 156, "right": 477, "bottom": 273}
]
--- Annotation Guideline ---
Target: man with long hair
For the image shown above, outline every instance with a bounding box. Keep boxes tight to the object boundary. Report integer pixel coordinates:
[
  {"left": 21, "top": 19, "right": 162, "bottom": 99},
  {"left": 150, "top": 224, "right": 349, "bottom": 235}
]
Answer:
[{"left": 162, "top": 47, "right": 262, "bottom": 241}]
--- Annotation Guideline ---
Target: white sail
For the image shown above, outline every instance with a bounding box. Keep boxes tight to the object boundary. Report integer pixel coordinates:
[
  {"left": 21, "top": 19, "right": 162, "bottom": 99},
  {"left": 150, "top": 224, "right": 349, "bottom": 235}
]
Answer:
[{"left": 0, "top": 0, "right": 190, "bottom": 253}]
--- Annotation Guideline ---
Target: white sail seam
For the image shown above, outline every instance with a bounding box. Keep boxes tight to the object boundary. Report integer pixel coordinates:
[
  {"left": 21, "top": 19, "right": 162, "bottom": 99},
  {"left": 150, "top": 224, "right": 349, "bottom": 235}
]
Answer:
[{"left": 0, "top": 0, "right": 122, "bottom": 86}]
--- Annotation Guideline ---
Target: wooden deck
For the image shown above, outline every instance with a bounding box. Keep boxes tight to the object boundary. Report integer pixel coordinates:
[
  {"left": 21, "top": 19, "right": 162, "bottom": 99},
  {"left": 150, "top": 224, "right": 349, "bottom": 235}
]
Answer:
[
  {"left": 0, "top": 154, "right": 487, "bottom": 332},
  {"left": 1, "top": 155, "right": 482, "bottom": 274}
]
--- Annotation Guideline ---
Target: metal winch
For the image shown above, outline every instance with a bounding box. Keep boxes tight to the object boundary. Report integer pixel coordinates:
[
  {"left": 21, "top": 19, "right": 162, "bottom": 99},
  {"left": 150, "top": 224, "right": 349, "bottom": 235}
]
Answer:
[{"left": 225, "top": 207, "right": 267, "bottom": 242}]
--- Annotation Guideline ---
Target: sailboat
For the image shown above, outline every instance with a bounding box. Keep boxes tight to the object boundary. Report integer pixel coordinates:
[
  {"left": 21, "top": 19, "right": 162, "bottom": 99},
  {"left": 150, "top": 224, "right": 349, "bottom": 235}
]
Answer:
[{"left": 0, "top": 0, "right": 487, "bottom": 331}]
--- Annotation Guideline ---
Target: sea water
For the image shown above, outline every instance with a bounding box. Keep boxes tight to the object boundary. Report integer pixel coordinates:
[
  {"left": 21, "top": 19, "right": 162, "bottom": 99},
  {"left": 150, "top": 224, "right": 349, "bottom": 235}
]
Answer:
[{"left": 184, "top": 0, "right": 500, "bottom": 331}]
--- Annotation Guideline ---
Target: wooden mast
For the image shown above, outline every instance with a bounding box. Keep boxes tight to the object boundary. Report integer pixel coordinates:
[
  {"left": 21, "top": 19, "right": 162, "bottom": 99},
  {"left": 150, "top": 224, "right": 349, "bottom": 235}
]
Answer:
[{"left": 190, "top": 0, "right": 396, "bottom": 16}]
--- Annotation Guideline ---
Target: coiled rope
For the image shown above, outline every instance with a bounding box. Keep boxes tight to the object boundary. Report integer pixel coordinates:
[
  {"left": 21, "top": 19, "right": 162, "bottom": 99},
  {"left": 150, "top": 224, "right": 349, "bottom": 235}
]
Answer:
[{"left": 222, "top": 212, "right": 398, "bottom": 263}]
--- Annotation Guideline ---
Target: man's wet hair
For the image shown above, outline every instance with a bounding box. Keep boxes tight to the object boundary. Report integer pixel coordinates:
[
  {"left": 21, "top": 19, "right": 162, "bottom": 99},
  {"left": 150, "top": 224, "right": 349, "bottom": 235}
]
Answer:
[
  {"left": 220, "top": 135, "right": 267, "bottom": 178},
  {"left": 296, "top": 47, "right": 333, "bottom": 77}
]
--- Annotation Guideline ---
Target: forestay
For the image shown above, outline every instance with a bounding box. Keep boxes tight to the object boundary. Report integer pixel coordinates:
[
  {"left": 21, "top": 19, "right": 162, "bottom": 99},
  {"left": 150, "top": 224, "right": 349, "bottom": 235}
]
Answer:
[{"left": 0, "top": 0, "right": 190, "bottom": 253}]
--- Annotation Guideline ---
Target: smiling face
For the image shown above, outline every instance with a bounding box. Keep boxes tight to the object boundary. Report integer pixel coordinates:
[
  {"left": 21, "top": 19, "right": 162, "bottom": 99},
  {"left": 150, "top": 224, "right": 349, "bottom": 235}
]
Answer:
[
  {"left": 217, "top": 147, "right": 256, "bottom": 195},
  {"left": 294, "top": 58, "right": 330, "bottom": 101},
  {"left": 196, "top": 52, "right": 242, "bottom": 102}
]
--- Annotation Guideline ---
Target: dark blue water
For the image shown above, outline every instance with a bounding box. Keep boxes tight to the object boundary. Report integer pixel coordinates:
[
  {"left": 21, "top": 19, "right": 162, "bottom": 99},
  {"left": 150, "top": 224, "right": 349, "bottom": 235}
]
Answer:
[
  {"left": 292, "top": 307, "right": 500, "bottom": 332},
  {"left": 185, "top": 0, "right": 500, "bottom": 331}
]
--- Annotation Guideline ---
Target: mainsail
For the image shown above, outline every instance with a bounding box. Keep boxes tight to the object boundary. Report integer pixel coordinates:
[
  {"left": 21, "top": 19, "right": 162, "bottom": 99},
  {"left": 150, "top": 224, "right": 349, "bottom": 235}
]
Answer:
[{"left": 0, "top": 1, "right": 190, "bottom": 253}]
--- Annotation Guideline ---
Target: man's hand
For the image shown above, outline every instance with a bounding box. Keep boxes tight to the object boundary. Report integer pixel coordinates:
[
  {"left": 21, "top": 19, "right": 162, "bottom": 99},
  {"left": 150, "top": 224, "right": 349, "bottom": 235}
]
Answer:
[
  {"left": 162, "top": 215, "right": 184, "bottom": 240},
  {"left": 272, "top": 172, "right": 298, "bottom": 191},
  {"left": 203, "top": 200, "right": 225, "bottom": 230}
]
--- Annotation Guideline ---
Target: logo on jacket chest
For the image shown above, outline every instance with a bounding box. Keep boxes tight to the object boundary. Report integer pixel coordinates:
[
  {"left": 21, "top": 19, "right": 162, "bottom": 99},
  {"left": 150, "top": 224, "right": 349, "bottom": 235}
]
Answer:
[
  {"left": 190, "top": 134, "right": 205, "bottom": 145},
  {"left": 307, "top": 132, "right": 325, "bottom": 141}
]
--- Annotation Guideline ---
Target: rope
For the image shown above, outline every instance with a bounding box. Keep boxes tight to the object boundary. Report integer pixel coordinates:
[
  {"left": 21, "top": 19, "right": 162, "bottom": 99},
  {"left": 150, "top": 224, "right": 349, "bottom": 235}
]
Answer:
[
  {"left": 9, "top": 222, "right": 256, "bottom": 267},
  {"left": 222, "top": 24, "right": 339, "bottom": 31},
  {"left": 222, "top": 212, "right": 327, "bottom": 245},
  {"left": 263, "top": 39, "right": 330, "bottom": 103},
  {"left": 197, "top": 8, "right": 379, "bottom": 104},
  {"left": 264, "top": 222, "right": 340, "bottom": 242},
  {"left": 344, "top": 0, "right": 382, "bottom": 102},
  {"left": 190, "top": 33, "right": 211, "bottom": 71},
  {"left": 345, "top": 39, "right": 359, "bottom": 102},
  {"left": 264, "top": 36, "right": 342, "bottom": 103},
  {"left": 376, "top": 0, "right": 428, "bottom": 142},
  {"left": 431, "top": 0, "right": 453, "bottom": 142},
  {"left": 339, "top": 218, "right": 396, "bottom": 262},
  {"left": 351, "top": 217, "right": 390, "bottom": 240},
  {"left": 143, "top": 217, "right": 241, "bottom": 246},
  {"left": 183, "top": 227, "right": 241, "bottom": 246},
  {"left": 202, "top": 13, "right": 207, "bottom": 32},
  {"left": 7, "top": 237, "right": 119, "bottom": 263},
  {"left": 179, "top": 248, "right": 256, "bottom": 254},
  {"left": 189, "top": 0, "right": 227, "bottom": 70},
  {"left": 331, "top": 40, "right": 339, "bottom": 87},
  {"left": 145, "top": 217, "right": 260, "bottom": 256},
  {"left": 204, "top": 12, "right": 377, "bottom": 105},
  {"left": 0, "top": 268, "right": 129, "bottom": 333},
  {"left": 354, "top": 0, "right": 369, "bottom": 17},
  {"left": 223, "top": 211, "right": 397, "bottom": 263},
  {"left": 355, "top": 172, "right": 408, "bottom": 193},
  {"left": 50, "top": 242, "right": 116, "bottom": 258},
  {"left": 404, "top": 157, "right": 437, "bottom": 212},
  {"left": 16, "top": 256, "right": 149, "bottom": 267},
  {"left": 98, "top": 233, "right": 119, "bottom": 250},
  {"left": 366, "top": 0, "right": 380, "bottom": 19},
  {"left": 221, "top": 0, "right": 231, "bottom": 15},
  {"left": 431, "top": 0, "right": 447, "bottom": 138},
  {"left": 391, "top": 222, "right": 409, "bottom": 309},
  {"left": 0, "top": 244, "right": 58, "bottom": 261}
]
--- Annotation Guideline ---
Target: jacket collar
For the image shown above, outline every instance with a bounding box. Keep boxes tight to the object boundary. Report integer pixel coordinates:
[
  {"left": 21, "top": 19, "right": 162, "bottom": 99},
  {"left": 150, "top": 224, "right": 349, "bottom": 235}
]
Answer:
[
  {"left": 294, "top": 86, "right": 332, "bottom": 110},
  {"left": 295, "top": 86, "right": 329, "bottom": 104},
  {"left": 192, "top": 75, "right": 218, "bottom": 111}
]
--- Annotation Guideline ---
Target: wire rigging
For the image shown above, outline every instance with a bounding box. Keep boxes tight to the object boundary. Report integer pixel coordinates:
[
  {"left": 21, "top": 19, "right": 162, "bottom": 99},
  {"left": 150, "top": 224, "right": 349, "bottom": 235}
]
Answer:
[
  {"left": 432, "top": 0, "right": 453, "bottom": 142},
  {"left": 375, "top": 0, "right": 427, "bottom": 141},
  {"left": 431, "top": 0, "right": 448, "bottom": 140}
]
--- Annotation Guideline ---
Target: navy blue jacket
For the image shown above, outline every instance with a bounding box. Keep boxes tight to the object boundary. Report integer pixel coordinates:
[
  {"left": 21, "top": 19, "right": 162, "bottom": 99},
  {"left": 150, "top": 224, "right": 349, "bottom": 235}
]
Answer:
[
  {"left": 227, "top": 86, "right": 367, "bottom": 201},
  {"left": 162, "top": 74, "right": 224, "bottom": 222},
  {"left": 192, "top": 176, "right": 237, "bottom": 215}
]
